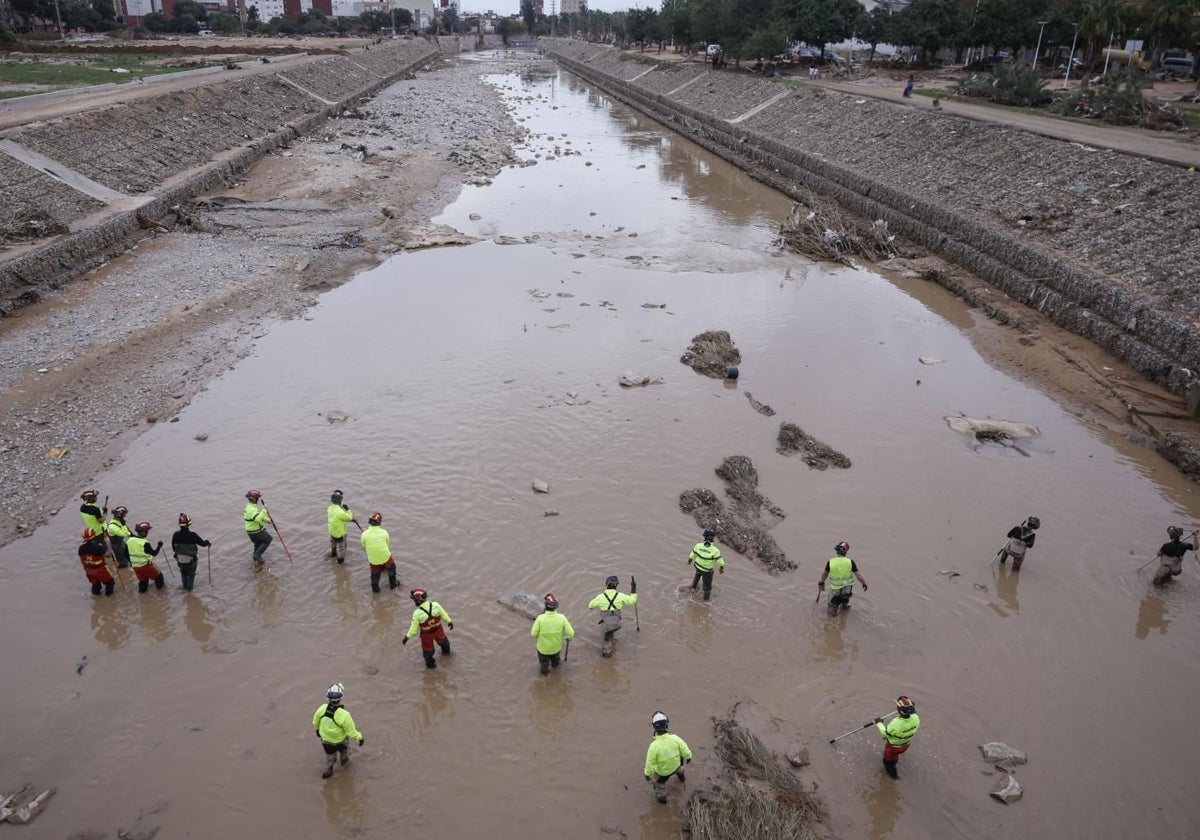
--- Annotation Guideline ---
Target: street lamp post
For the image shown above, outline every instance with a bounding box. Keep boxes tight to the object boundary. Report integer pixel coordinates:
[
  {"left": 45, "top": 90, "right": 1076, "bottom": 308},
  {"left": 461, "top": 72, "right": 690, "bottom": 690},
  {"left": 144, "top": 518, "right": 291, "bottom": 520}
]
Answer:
[
  {"left": 1031, "top": 20, "right": 1049, "bottom": 73},
  {"left": 1063, "top": 23, "right": 1080, "bottom": 89},
  {"left": 1101, "top": 31, "right": 1115, "bottom": 77}
]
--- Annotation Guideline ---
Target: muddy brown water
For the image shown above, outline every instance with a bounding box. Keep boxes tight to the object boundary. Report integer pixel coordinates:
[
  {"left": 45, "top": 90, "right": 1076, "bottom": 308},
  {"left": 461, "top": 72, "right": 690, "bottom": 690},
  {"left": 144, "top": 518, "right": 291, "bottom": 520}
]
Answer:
[{"left": 2, "top": 61, "right": 1200, "bottom": 840}]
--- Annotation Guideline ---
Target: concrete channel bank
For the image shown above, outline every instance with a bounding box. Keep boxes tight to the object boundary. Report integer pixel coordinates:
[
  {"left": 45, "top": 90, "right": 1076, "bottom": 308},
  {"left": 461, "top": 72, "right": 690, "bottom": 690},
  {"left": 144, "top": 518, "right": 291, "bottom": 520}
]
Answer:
[
  {"left": 541, "top": 38, "right": 1200, "bottom": 398},
  {"left": 0, "top": 37, "right": 442, "bottom": 312}
]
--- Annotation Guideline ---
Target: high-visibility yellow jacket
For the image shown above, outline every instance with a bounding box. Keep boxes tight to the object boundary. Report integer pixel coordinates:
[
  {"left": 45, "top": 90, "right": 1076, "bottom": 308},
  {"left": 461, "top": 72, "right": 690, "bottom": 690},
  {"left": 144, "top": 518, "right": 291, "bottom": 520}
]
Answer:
[
  {"left": 531, "top": 611, "right": 574, "bottom": 655},
  {"left": 406, "top": 601, "right": 451, "bottom": 639},
  {"left": 127, "top": 536, "right": 158, "bottom": 568},
  {"left": 877, "top": 714, "right": 920, "bottom": 746},
  {"left": 644, "top": 732, "right": 692, "bottom": 777},
  {"left": 360, "top": 525, "right": 391, "bottom": 566},
  {"left": 80, "top": 503, "right": 106, "bottom": 536},
  {"left": 827, "top": 556, "right": 854, "bottom": 590},
  {"left": 313, "top": 704, "right": 362, "bottom": 745},
  {"left": 244, "top": 502, "right": 270, "bottom": 533},
  {"left": 327, "top": 504, "right": 354, "bottom": 539},
  {"left": 588, "top": 589, "right": 637, "bottom": 611},
  {"left": 689, "top": 541, "right": 724, "bottom": 572},
  {"left": 106, "top": 519, "right": 131, "bottom": 540}
]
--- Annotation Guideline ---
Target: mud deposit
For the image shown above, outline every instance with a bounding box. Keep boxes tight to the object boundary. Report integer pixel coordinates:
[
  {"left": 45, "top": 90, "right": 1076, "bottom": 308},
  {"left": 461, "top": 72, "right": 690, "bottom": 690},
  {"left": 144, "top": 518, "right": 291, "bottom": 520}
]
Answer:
[
  {"left": 680, "top": 456, "right": 792, "bottom": 572},
  {"left": 680, "top": 329, "right": 741, "bottom": 378},
  {"left": 777, "top": 422, "right": 852, "bottom": 469},
  {"left": 1, "top": 54, "right": 1200, "bottom": 840}
]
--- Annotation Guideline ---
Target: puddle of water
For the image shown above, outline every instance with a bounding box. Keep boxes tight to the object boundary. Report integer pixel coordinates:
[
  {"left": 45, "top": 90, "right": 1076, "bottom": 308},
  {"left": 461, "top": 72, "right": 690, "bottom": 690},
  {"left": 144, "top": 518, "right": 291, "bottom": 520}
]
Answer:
[{"left": 2, "top": 63, "right": 1199, "bottom": 840}]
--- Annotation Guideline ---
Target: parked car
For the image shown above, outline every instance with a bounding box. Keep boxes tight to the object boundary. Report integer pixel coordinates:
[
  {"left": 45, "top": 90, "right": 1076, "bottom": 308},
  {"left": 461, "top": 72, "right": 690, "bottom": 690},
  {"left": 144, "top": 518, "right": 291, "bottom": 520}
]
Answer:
[
  {"left": 1160, "top": 56, "right": 1195, "bottom": 76},
  {"left": 198, "top": 29, "right": 215, "bottom": 37}
]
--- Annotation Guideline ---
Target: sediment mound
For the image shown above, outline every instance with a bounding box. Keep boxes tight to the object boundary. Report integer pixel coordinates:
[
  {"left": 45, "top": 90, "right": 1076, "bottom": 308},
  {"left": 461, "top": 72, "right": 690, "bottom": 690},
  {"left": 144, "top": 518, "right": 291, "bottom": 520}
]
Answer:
[
  {"left": 680, "top": 330, "right": 741, "bottom": 378},
  {"left": 686, "top": 710, "right": 824, "bottom": 839},
  {"left": 679, "top": 456, "right": 793, "bottom": 572},
  {"left": 777, "top": 422, "right": 851, "bottom": 469},
  {"left": 778, "top": 194, "right": 901, "bottom": 265}
]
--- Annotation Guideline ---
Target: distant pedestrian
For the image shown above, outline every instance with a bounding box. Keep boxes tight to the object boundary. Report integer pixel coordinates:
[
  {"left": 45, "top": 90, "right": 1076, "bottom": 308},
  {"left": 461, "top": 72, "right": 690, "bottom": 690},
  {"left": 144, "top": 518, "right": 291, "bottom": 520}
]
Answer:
[
  {"left": 687, "top": 529, "right": 725, "bottom": 600},
  {"left": 997, "top": 516, "right": 1040, "bottom": 571},
  {"left": 359, "top": 512, "right": 397, "bottom": 592},
  {"left": 171, "top": 513, "right": 211, "bottom": 592},
  {"left": 903, "top": 75, "right": 914, "bottom": 98},
  {"left": 327, "top": 490, "right": 356, "bottom": 564},
  {"left": 402, "top": 588, "right": 453, "bottom": 668},
  {"left": 106, "top": 506, "right": 132, "bottom": 569},
  {"left": 644, "top": 711, "right": 691, "bottom": 804},
  {"left": 243, "top": 490, "right": 273, "bottom": 566},
  {"left": 79, "top": 489, "right": 107, "bottom": 538},
  {"left": 78, "top": 528, "right": 115, "bottom": 596},
  {"left": 876, "top": 696, "right": 920, "bottom": 779},
  {"left": 531, "top": 593, "right": 574, "bottom": 675},
  {"left": 128, "top": 521, "right": 165, "bottom": 593},
  {"left": 313, "top": 683, "right": 363, "bottom": 779},
  {"left": 588, "top": 575, "right": 637, "bottom": 657},
  {"left": 1153, "top": 525, "right": 1197, "bottom": 585},
  {"left": 818, "top": 541, "right": 868, "bottom": 616}
]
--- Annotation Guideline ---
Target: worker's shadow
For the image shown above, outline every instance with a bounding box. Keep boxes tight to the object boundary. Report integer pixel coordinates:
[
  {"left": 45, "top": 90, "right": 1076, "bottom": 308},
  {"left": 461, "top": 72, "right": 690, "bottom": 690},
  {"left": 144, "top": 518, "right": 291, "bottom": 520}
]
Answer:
[
  {"left": 859, "top": 769, "right": 902, "bottom": 840},
  {"left": 1135, "top": 592, "right": 1171, "bottom": 640},
  {"left": 987, "top": 566, "right": 1021, "bottom": 618},
  {"left": 90, "top": 596, "right": 130, "bottom": 650},
  {"left": 183, "top": 593, "right": 214, "bottom": 646}
]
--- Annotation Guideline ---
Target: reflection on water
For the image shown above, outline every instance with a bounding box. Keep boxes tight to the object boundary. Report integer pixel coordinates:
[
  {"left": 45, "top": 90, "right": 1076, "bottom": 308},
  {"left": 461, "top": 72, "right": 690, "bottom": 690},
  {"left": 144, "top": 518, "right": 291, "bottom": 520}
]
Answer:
[
  {"left": 1135, "top": 592, "right": 1171, "bottom": 639},
  {"left": 989, "top": 565, "right": 1021, "bottom": 617},
  {"left": 183, "top": 593, "right": 214, "bottom": 646},
  {"left": 813, "top": 616, "right": 860, "bottom": 664},
  {"left": 861, "top": 771, "right": 902, "bottom": 840},
  {"left": 137, "top": 593, "right": 173, "bottom": 643},
  {"left": 415, "top": 670, "right": 457, "bottom": 729},
  {"left": 528, "top": 672, "right": 575, "bottom": 734},
  {"left": 680, "top": 600, "right": 716, "bottom": 655},
  {"left": 320, "top": 762, "right": 368, "bottom": 837},
  {"left": 90, "top": 598, "right": 129, "bottom": 650}
]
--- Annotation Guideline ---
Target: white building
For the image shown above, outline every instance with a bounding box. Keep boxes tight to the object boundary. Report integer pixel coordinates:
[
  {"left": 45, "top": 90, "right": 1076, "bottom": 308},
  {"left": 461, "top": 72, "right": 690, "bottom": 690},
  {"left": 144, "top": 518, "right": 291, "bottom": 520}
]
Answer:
[{"left": 250, "top": 0, "right": 287, "bottom": 19}]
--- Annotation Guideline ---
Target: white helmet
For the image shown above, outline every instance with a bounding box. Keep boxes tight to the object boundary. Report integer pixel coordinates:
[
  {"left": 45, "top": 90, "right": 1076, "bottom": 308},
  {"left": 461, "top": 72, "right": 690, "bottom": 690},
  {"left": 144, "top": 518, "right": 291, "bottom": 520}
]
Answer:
[
  {"left": 326, "top": 683, "right": 345, "bottom": 703},
  {"left": 651, "top": 711, "right": 669, "bottom": 733}
]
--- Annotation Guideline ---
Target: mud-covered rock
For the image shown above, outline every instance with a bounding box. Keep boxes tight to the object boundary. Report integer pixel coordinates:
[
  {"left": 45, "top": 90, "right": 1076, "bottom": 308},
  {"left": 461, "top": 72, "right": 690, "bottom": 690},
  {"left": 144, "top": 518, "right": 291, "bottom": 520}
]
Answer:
[
  {"left": 776, "top": 422, "right": 851, "bottom": 469},
  {"left": 979, "top": 742, "right": 1028, "bottom": 767},
  {"left": 680, "top": 330, "right": 741, "bottom": 378},
  {"left": 498, "top": 590, "right": 543, "bottom": 620},
  {"left": 989, "top": 771, "right": 1023, "bottom": 804},
  {"left": 744, "top": 391, "right": 775, "bottom": 416}
]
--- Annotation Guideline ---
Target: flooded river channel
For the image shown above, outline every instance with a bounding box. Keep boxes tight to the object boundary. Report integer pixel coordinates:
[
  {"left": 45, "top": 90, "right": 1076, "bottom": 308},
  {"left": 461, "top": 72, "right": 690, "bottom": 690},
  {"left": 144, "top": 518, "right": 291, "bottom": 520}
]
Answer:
[{"left": 2, "top": 57, "right": 1198, "bottom": 840}]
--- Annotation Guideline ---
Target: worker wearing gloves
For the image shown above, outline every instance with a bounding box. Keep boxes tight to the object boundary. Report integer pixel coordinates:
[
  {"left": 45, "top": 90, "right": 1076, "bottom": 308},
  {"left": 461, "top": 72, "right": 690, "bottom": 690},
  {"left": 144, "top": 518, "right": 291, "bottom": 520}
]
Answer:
[
  {"left": 587, "top": 575, "right": 637, "bottom": 657},
  {"left": 687, "top": 529, "right": 725, "bottom": 600},
  {"left": 402, "top": 588, "right": 453, "bottom": 668},
  {"left": 243, "top": 490, "right": 273, "bottom": 566},
  {"left": 359, "top": 512, "right": 398, "bottom": 593},
  {"left": 313, "top": 683, "right": 363, "bottom": 779},
  {"left": 127, "top": 522, "right": 165, "bottom": 593},
  {"left": 531, "top": 593, "right": 574, "bottom": 675},
  {"left": 876, "top": 696, "right": 920, "bottom": 779},
  {"left": 644, "top": 711, "right": 692, "bottom": 803},
  {"left": 326, "top": 490, "right": 356, "bottom": 563},
  {"left": 818, "top": 541, "right": 868, "bottom": 616}
]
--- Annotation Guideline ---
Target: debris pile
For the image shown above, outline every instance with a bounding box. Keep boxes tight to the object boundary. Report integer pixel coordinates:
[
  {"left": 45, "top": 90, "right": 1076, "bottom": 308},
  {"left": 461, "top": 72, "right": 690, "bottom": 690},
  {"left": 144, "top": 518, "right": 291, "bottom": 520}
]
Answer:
[
  {"left": 777, "top": 195, "right": 899, "bottom": 265},
  {"left": 777, "top": 422, "right": 852, "bottom": 469},
  {"left": 679, "top": 456, "right": 793, "bottom": 572},
  {"left": 680, "top": 330, "right": 741, "bottom": 379}
]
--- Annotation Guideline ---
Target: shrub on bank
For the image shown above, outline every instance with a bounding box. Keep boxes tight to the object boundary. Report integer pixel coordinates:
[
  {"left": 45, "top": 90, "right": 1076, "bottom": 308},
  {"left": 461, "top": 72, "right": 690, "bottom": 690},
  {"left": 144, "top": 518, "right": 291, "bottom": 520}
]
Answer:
[
  {"left": 1053, "top": 72, "right": 1186, "bottom": 130},
  {"left": 955, "top": 64, "right": 1049, "bottom": 107}
]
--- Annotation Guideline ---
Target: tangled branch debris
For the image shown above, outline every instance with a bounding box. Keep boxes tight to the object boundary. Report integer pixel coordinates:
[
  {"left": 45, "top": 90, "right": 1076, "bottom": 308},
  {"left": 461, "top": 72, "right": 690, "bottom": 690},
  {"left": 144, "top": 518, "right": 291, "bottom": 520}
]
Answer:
[{"left": 777, "top": 194, "right": 900, "bottom": 265}]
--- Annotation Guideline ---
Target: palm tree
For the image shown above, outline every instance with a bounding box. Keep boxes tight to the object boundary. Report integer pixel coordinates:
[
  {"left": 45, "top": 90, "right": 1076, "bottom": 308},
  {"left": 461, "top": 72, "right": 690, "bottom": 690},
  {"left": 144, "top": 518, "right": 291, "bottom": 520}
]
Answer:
[
  {"left": 1145, "top": 0, "right": 1199, "bottom": 62},
  {"left": 1079, "top": 0, "right": 1123, "bottom": 66}
]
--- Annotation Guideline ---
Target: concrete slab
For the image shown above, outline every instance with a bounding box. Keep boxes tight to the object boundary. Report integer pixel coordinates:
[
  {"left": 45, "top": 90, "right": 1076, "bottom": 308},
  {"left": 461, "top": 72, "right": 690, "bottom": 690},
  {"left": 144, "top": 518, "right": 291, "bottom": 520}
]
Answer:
[
  {"left": 0, "top": 139, "right": 128, "bottom": 204},
  {"left": 727, "top": 90, "right": 792, "bottom": 124}
]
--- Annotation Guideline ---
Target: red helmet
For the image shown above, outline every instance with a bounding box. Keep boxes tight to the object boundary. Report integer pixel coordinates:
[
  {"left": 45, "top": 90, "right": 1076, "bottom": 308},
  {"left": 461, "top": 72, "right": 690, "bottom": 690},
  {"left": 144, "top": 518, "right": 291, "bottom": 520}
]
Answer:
[
  {"left": 368, "top": 512, "right": 382, "bottom": 526},
  {"left": 178, "top": 513, "right": 192, "bottom": 527},
  {"left": 135, "top": 522, "right": 151, "bottom": 536},
  {"left": 896, "top": 696, "right": 916, "bottom": 716},
  {"left": 835, "top": 541, "right": 850, "bottom": 556},
  {"left": 82, "top": 528, "right": 97, "bottom": 540},
  {"left": 544, "top": 593, "right": 559, "bottom": 610},
  {"left": 410, "top": 588, "right": 428, "bottom": 603}
]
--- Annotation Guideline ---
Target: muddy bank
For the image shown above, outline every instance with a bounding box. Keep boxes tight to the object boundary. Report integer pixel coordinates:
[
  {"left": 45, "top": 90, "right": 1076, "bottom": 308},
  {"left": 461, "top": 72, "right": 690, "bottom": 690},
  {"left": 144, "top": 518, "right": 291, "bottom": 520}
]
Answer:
[
  {"left": 0, "top": 54, "right": 521, "bottom": 547},
  {"left": 540, "top": 40, "right": 1200, "bottom": 399}
]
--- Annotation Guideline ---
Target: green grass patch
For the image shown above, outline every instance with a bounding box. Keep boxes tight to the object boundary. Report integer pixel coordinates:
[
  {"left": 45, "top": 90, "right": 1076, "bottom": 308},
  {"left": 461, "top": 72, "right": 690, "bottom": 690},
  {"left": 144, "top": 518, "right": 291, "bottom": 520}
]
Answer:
[
  {"left": 0, "top": 89, "right": 30, "bottom": 100},
  {"left": 0, "top": 54, "right": 203, "bottom": 87},
  {"left": 1178, "top": 103, "right": 1200, "bottom": 130}
]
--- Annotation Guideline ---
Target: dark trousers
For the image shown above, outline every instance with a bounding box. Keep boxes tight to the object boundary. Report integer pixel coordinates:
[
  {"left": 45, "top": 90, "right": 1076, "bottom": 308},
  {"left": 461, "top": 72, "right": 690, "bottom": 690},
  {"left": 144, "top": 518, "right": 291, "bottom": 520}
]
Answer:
[
  {"left": 691, "top": 568, "right": 715, "bottom": 599},
  {"left": 111, "top": 538, "right": 130, "bottom": 569},
  {"left": 249, "top": 530, "right": 272, "bottom": 563},
  {"left": 330, "top": 535, "right": 346, "bottom": 563},
  {"left": 178, "top": 559, "right": 198, "bottom": 590},
  {"left": 369, "top": 560, "right": 397, "bottom": 592},
  {"left": 538, "top": 651, "right": 562, "bottom": 675},
  {"left": 91, "top": 580, "right": 115, "bottom": 596}
]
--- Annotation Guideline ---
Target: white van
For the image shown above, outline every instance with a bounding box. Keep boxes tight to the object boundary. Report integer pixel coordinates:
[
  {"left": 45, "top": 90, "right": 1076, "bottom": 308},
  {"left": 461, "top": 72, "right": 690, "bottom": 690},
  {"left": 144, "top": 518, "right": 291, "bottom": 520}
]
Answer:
[
  {"left": 706, "top": 44, "right": 722, "bottom": 57},
  {"left": 198, "top": 29, "right": 216, "bottom": 37}
]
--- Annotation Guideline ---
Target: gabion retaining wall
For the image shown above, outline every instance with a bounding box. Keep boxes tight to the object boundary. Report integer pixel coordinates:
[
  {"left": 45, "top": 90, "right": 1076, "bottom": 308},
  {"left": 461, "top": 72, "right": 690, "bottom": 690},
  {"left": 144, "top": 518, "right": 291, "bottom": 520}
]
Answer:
[{"left": 542, "top": 39, "right": 1200, "bottom": 396}]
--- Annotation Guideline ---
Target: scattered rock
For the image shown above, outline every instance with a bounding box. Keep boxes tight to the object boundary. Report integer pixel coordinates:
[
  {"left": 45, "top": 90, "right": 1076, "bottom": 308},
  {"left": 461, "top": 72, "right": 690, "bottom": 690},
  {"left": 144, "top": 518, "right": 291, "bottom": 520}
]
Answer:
[
  {"left": 680, "top": 330, "right": 742, "bottom": 379},
  {"left": 786, "top": 748, "right": 810, "bottom": 768},
  {"left": 326, "top": 410, "right": 350, "bottom": 424},
  {"left": 543, "top": 509, "right": 559, "bottom": 517},
  {"left": 469, "top": 213, "right": 482, "bottom": 221},
  {"left": 979, "top": 742, "right": 1028, "bottom": 767},
  {"left": 989, "top": 771, "right": 1023, "bottom": 804},
  {"left": 497, "top": 589, "right": 543, "bottom": 620},
  {"left": 776, "top": 422, "right": 851, "bottom": 469},
  {"left": 918, "top": 356, "right": 944, "bottom": 365},
  {"left": 744, "top": 392, "right": 775, "bottom": 416},
  {"left": 641, "top": 302, "right": 666, "bottom": 309},
  {"left": 194, "top": 432, "right": 209, "bottom": 442},
  {"left": 1, "top": 787, "right": 55, "bottom": 825},
  {"left": 619, "top": 371, "right": 651, "bottom": 387},
  {"left": 532, "top": 479, "right": 550, "bottom": 494}
]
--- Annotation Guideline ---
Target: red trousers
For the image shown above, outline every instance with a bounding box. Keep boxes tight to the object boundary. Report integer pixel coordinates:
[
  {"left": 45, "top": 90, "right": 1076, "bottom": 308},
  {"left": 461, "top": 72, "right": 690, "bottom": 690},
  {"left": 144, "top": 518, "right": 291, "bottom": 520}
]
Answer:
[
  {"left": 883, "top": 743, "right": 910, "bottom": 762},
  {"left": 84, "top": 564, "right": 113, "bottom": 585},
  {"left": 369, "top": 558, "right": 396, "bottom": 572},
  {"left": 133, "top": 563, "right": 160, "bottom": 582},
  {"left": 419, "top": 625, "right": 447, "bottom": 653}
]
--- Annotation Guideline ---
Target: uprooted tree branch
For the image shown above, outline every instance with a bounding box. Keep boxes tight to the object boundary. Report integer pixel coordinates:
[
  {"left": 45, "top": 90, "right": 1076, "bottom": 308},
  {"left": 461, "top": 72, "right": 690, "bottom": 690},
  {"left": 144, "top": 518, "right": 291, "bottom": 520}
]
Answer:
[{"left": 777, "top": 192, "right": 902, "bottom": 265}]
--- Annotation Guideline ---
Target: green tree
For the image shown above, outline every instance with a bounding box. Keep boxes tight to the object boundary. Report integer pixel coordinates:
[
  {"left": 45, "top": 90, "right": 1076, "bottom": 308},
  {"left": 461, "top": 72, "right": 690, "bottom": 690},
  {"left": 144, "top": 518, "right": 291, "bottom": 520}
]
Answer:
[
  {"left": 890, "top": 0, "right": 960, "bottom": 63},
  {"left": 776, "top": 0, "right": 860, "bottom": 59},
  {"left": 172, "top": 1, "right": 208, "bottom": 22},
  {"left": 442, "top": 6, "right": 464, "bottom": 33},
  {"left": 497, "top": 16, "right": 524, "bottom": 45},
  {"left": 520, "top": 0, "right": 537, "bottom": 32},
  {"left": 141, "top": 10, "right": 168, "bottom": 31},
  {"left": 855, "top": 5, "right": 890, "bottom": 63},
  {"left": 1145, "top": 0, "right": 1198, "bottom": 59},
  {"left": 741, "top": 25, "right": 786, "bottom": 60},
  {"left": 210, "top": 11, "right": 239, "bottom": 32}
]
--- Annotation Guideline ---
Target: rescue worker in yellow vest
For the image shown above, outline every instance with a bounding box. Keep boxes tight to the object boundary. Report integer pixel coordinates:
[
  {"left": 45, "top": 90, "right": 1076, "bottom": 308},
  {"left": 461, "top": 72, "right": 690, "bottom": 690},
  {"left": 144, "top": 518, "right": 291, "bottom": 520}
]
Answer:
[
  {"left": 128, "top": 522, "right": 165, "bottom": 593},
  {"left": 312, "top": 682, "right": 363, "bottom": 779},
  {"left": 79, "top": 528, "right": 115, "bottom": 596},
  {"left": 687, "top": 529, "right": 724, "bottom": 601},
  {"left": 531, "top": 593, "right": 574, "bottom": 675},
  {"left": 644, "top": 711, "right": 692, "bottom": 804},
  {"left": 359, "top": 512, "right": 397, "bottom": 592},
  {"left": 80, "top": 489, "right": 107, "bottom": 540},
  {"left": 243, "top": 490, "right": 272, "bottom": 565},
  {"left": 818, "top": 541, "right": 868, "bottom": 616},
  {"left": 401, "top": 588, "right": 452, "bottom": 668},
  {"left": 588, "top": 575, "right": 637, "bottom": 657},
  {"left": 326, "top": 490, "right": 357, "bottom": 564},
  {"left": 876, "top": 695, "right": 920, "bottom": 779},
  {"left": 106, "top": 506, "right": 132, "bottom": 568},
  {"left": 171, "top": 513, "right": 212, "bottom": 592}
]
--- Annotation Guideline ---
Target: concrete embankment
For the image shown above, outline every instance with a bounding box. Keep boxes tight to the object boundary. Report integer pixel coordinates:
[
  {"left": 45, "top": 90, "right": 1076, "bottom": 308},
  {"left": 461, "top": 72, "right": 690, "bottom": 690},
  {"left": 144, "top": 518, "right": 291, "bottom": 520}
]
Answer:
[
  {"left": 541, "top": 39, "right": 1200, "bottom": 397},
  {"left": 0, "top": 37, "right": 440, "bottom": 312}
]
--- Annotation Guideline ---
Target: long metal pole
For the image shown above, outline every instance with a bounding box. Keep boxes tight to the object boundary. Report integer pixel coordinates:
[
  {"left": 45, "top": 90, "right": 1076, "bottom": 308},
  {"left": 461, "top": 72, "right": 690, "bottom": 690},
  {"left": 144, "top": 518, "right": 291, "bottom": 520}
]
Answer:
[
  {"left": 1101, "top": 31, "right": 1114, "bottom": 77},
  {"left": 1032, "top": 21, "right": 1048, "bottom": 72},
  {"left": 1063, "top": 24, "right": 1080, "bottom": 89}
]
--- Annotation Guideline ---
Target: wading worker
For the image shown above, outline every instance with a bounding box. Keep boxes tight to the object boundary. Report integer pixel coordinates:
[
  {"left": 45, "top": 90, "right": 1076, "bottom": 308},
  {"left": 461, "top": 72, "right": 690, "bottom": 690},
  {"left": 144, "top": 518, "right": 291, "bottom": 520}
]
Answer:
[
  {"left": 818, "top": 541, "right": 868, "bottom": 616},
  {"left": 644, "top": 711, "right": 691, "bottom": 804},
  {"left": 1154, "top": 525, "right": 1197, "bottom": 585},
  {"left": 588, "top": 575, "right": 637, "bottom": 657},
  {"left": 359, "top": 512, "right": 397, "bottom": 592},
  {"left": 243, "top": 490, "right": 272, "bottom": 566},
  {"left": 687, "top": 529, "right": 724, "bottom": 601},
  {"left": 531, "top": 593, "right": 574, "bottom": 675},
  {"left": 106, "top": 506, "right": 132, "bottom": 568},
  {"left": 402, "top": 588, "right": 453, "bottom": 668},
  {"left": 312, "top": 683, "right": 363, "bottom": 779},
  {"left": 79, "top": 489, "right": 107, "bottom": 538},
  {"left": 78, "top": 528, "right": 115, "bottom": 596},
  {"left": 998, "top": 516, "right": 1040, "bottom": 570},
  {"left": 171, "top": 513, "right": 212, "bottom": 592},
  {"left": 876, "top": 696, "right": 920, "bottom": 779},
  {"left": 128, "top": 521, "right": 165, "bottom": 593},
  {"left": 327, "top": 490, "right": 355, "bottom": 564}
]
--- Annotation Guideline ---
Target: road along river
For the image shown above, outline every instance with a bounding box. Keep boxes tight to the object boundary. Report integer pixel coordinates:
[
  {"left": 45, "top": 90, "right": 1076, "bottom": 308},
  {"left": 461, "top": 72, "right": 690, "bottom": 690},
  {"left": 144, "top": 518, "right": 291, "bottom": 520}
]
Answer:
[{"left": 0, "top": 56, "right": 1197, "bottom": 840}]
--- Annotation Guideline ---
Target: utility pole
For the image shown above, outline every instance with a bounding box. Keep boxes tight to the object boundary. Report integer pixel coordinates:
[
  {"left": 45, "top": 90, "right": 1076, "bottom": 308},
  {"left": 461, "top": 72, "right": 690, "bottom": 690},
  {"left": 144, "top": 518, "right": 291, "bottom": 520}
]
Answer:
[
  {"left": 1062, "top": 22, "right": 1079, "bottom": 89},
  {"left": 1031, "top": 20, "right": 1049, "bottom": 73},
  {"left": 50, "top": 0, "right": 65, "bottom": 41}
]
